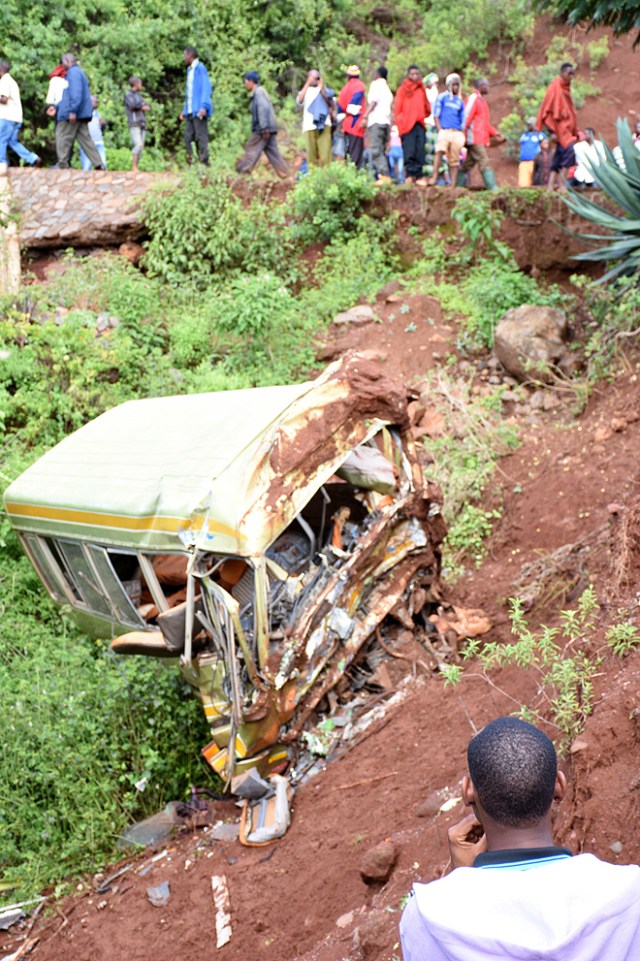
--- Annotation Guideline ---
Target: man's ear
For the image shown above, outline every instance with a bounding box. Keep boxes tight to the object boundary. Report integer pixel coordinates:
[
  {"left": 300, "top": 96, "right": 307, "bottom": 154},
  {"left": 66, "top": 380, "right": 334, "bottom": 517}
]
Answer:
[
  {"left": 554, "top": 770, "right": 567, "bottom": 802},
  {"left": 462, "top": 774, "right": 476, "bottom": 807}
]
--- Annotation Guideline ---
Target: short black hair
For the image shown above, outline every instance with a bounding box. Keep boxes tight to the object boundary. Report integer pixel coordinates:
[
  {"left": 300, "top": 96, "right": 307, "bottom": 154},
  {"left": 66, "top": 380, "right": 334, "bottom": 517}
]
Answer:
[
  {"left": 474, "top": 77, "right": 488, "bottom": 89},
  {"left": 129, "top": 75, "right": 141, "bottom": 86},
  {"left": 560, "top": 62, "right": 574, "bottom": 72},
  {"left": 468, "top": 717, "right": 557, "bottom": 828},
  {"left": 376, "top": 65, "right": 388, "bottom": 79},
  {"left": 0, "top": 60, "right": 10, "bottom": 73},
  {"left": 184, "top": 45, "right": 198, "bottom": 58},
  {"left": 408, "top": 64, "right": 420, "bottom": 72}
]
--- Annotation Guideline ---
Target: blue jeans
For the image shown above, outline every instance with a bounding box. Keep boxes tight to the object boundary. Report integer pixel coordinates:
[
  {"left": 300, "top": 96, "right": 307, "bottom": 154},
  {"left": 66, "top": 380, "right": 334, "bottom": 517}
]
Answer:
[
  {"left": 80, "top": 142, "right": 107, "bottom": 171},
  {"left": 388, "top": 146, "right": 404, "bottom": 184},
  {"left": 0, "top": 120, "right": 39, "bottom": 165}
]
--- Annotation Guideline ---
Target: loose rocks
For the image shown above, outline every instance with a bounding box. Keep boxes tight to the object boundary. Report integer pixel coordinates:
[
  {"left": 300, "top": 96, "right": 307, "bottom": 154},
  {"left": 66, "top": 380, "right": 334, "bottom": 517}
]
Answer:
[
  {"left": 494, "top": 305, "right": 577, "bottom": 384},
  {"left": 359, "top": 839, "right": 398, "bottom": 884}
]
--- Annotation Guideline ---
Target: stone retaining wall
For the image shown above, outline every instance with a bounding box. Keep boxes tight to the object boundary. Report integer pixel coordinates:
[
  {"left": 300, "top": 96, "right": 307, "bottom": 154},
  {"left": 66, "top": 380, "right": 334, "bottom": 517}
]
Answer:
[{"left": 7, "top": 169, "right": 178, "bottom": 249}]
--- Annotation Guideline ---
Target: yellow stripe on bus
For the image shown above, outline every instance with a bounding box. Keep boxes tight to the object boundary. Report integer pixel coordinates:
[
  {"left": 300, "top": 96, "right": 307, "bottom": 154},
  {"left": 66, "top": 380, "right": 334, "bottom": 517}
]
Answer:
[{"left": 4, "top": 501, "right": 243, "bottom": 541}]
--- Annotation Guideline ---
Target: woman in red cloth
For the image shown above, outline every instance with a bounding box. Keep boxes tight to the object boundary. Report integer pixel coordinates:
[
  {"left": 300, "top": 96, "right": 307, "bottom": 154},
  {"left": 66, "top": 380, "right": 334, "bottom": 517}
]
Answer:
[{"left": 394, "top": 65, "right": 430, "bottom": 183}]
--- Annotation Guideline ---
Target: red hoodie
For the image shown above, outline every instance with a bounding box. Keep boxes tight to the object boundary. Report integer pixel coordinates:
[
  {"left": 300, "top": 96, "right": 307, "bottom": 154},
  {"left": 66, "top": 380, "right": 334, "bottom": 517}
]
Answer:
[
  {"left": 338, "top": 78, "right": 367, "bottom": 138},
  {"left": 463, "top": 91, "right": 497, "bottom": 147},
  {"left": 394, "top": 78, "right": 430, "bottom": 136}
]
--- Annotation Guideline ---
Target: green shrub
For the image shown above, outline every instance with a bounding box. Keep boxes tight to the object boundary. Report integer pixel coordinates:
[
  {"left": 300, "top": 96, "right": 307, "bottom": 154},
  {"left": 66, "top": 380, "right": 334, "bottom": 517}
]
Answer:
[
  {"left": 290, "top": 163, "right": 377, "bottom": 245},
  {"left": 587, "top": 36, "right": 609, "bottom": 70},
  {"left": 0, "top": 556, "right": 209, "bottom": 897}
]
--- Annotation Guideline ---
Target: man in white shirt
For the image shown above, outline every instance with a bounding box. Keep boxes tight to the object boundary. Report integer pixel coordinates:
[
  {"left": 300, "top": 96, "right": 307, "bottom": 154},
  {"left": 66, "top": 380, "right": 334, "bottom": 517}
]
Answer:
[
  {"left": 362, "top": 66, "right": 393, "bottom": 181},
  {"left": 0, "top": 61, "right": 40, "bottom": 172},
  {"left": 296, "top": 70, "right": 333, "bottom": 167},
  {"left": 401, "top": 717, "right": 640, "bottom": 961}
]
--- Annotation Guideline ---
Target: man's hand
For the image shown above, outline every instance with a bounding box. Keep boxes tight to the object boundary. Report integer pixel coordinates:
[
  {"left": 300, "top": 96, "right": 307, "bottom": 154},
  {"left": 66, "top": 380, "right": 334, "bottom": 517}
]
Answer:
[
  {"left": 46, "top": 105, "right": 56, "bottom": 117},
  {"left": 447, "top": 812, "right": 487, "bottom": 869},
  {"left": 0, "top": 96, "right": 7, "bottom": 105},
  {"left": 262, "top": 131, "right": 270, "bottom": 140},
  {"left": 68, "top": 112, "right": 77, "bottom": 123},
  {"left": 197, "top": 108, "right": 206, "bottom": 120},
  {"left": 142, "top": 103, "right": 150, "bottom": 112},
  {"left": 179, "top": 111, "right": 185, "bottom": 121}
]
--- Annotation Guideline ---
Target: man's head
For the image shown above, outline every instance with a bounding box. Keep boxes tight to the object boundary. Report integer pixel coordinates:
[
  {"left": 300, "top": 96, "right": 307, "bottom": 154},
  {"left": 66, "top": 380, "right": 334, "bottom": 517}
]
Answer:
[
  {"left": 307, "top": 69, "right": 320, "bottom": 87},
  {"left": 465, "top": 717, "right": 559, "bottom": 829},
  {"left": 184, "top": 46, "right": 198, "bottom": 66},
  {"left": 91, "top": 95, "right": 98, "bottom": 109},
  {"left": 425, "top": 72, "right": 439, "bottom": 88},
  {"left": 446, "top": 73, "right": 461, "bottom": 96},
  {"left": 0, "top": 60, "right": 9, "bottom": 78},
  {"left": 243, "top": 70, "right": 259, "bottom": 91},
  {"left": 346, "top": 65, "right": 361, "bottom": 79},
  {"left": 560, "top": 62, "right": 575, "bottom": 83},
  {"left": 375, "top": 66, "right": 388, "bottom": 81},
  {"left": 474, "top": 77, "right": 489, "bottom": 96},
  {"left": 62, "top": 53, "right": 76, "bottom": 69},
  {"left": 407, "top": 64, "right": 421, "bottom": 84},
  {"left": 540, "top": 137, "right": 550, "bottom": 151},
  {"left": 526, "top": 116, "right": 536, "bottom": 130},
  {"left": 129, "top": 76, "right": 142, "bottom": 91}
]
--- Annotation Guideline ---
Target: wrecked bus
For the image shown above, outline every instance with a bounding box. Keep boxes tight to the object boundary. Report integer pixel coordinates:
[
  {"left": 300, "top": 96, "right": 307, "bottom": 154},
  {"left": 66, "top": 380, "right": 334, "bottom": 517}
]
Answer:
[{"left": 4, "top": 354, "right": 444, "bottom": 786}]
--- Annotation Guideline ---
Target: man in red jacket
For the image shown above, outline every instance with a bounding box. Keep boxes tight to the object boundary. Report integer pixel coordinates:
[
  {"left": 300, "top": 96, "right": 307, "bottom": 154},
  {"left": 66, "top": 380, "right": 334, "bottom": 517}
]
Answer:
[
  {"left": 458, "top": 77, "right": 504, "bottom": 190},
  {"left": 536, "top": 63, "right": 578, "bottom": 191},
  {"left": 394, "top": 65, "right": 430, "bottom": 183},
  {"left": 338, "top": 65, "right": 366, "bottom": 169}
]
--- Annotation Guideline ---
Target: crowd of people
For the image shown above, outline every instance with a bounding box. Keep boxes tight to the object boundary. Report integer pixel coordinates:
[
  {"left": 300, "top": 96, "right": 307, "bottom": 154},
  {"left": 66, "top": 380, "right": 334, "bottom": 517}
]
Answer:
[{"left": 0, "top": 48, "right": 625, "bottom": 192}]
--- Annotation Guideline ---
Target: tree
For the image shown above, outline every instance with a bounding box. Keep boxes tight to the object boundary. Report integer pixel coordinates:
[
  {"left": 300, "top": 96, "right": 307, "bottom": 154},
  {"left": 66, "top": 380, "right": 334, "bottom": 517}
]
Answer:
[{"left": 534, "top": 0, "right": 640, "bottom": 44}]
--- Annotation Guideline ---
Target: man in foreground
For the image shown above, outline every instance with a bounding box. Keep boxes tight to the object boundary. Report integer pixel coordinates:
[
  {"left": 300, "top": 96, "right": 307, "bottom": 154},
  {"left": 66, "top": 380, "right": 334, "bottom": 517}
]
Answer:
[
  {"left": 0, "top": 61, "right": 40, "bottom": 171},
  {"left": 401, "top": 717, "right": 640, "bottom": 960},
  {"left": 237, "top": 71, "right": 288, "bottom": 178},
  {"left": 536, "top": 62, "right": 578, "bottom": 191},
  {"left": 180, "top": 46, "right": 212, "bottom": 165},
  {"left": 53, "top": 54, "right": 104, "bottom": 169}
]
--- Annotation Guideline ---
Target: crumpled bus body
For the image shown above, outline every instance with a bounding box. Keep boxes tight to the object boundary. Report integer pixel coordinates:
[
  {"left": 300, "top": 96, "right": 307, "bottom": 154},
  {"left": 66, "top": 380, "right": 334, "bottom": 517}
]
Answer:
[{"left": 4, "top": 354, "right": 444, "bottom": 784}]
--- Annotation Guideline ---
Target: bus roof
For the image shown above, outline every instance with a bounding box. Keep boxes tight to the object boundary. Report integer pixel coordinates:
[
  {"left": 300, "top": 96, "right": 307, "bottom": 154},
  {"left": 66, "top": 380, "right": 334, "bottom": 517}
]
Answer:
[{"left": 4, "top": 355, "right": 408, "bottom": 555}]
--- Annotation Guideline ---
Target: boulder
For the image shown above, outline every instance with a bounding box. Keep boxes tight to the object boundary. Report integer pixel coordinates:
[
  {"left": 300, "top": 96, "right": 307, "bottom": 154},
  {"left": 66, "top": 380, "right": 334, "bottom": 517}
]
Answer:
[
  {"left": 333, "top": 305, "right": 376, "bottom": 326},
  {"left": 359, "top": 839, "right": 398, "bottom": 884},
  {"left": 493, "top": 305, "right": 577, "bottom": 384}
]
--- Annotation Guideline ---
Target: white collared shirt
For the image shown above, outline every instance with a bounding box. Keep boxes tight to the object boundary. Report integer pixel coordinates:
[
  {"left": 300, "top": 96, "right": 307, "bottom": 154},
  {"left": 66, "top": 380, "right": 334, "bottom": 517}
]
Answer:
[{"left": 0, "top": 73, "right": 23, "bottom": 123}]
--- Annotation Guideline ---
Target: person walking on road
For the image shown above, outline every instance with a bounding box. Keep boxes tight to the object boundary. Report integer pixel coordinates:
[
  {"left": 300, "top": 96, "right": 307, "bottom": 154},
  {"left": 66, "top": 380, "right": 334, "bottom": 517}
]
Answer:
[
  {"left": 429, "top": 73, "right": 464, "bottom": 186},
  {"left": 394, "top": 65, "right": 430, "bottom": 183},
  {"left": 124, "top": 77, "right": 150, "bottom": 170},
  {"left": 180, "top": 46, "right": 212, "bottom": 165},
  {"left": 338, "top": 65, "right": 367, "bottom": 169},
  {"left": 536, "top": 63, "right": 578, "bottom": 191},
  {"left": 237, "top": 71, "right": 288, "bottom": 178},
  {"left": 0, "top": 61, "right": 40, "bottom": 171},
  {"left": 362, "top": 66, "right": 393, "bottom": 182},
  {"left": 458, "top": 77, "right": 503, "bottom": 190},
  {"left": 79, "top": 95, "right": 107, "bottom": 170},
  {"left": 296, "top": 70, "right": 333, "bottom": 167},
  {"left": 53, "top": 54, "right": 104, "bottom": 169}
]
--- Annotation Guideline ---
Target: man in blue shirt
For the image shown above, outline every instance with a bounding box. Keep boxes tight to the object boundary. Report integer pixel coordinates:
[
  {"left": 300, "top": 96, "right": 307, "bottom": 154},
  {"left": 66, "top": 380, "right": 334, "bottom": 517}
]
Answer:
[
  {"left": 180, "top": 46, "right": 212, "bottom": 165},
  {"left": 518, "top": 117, "right": 543, "bottom": 187},
  {"left": 54, "top": 54, "right": 104, "bottom": 169},
  {"left": 428, "top": 73, "right": 464, "bottom": 186}
]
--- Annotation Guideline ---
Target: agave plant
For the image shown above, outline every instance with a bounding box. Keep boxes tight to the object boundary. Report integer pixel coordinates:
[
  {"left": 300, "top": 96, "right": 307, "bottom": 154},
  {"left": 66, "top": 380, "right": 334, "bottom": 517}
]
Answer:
[{"left": 562, "top": 118, "right": 640, "bottom": 282}]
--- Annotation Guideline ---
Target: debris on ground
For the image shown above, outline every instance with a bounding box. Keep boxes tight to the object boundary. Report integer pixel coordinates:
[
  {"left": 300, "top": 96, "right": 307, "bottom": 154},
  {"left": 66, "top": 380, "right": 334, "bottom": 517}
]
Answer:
[
  {"left": 359, "top": 839, "right": 399, "bottom": 884},
  {"left": 146, "top": 881, "right": 170, "bottom": 908},
  {"left": 211, "top": 875, "right": 232, "bottom": 948}
]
